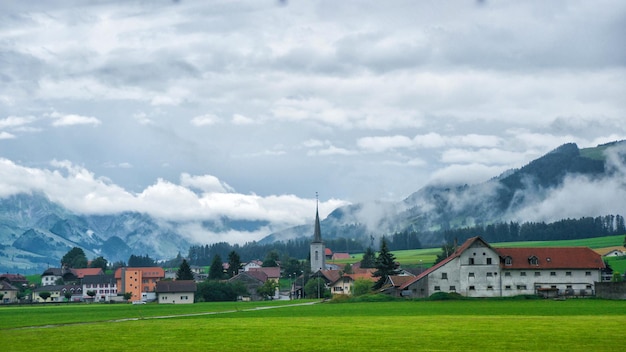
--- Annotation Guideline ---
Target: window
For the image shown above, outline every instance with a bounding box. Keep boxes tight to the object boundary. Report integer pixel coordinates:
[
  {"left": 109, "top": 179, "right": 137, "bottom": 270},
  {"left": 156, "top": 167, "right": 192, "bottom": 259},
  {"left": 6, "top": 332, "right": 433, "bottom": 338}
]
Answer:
[
  {"left": 586, "top": 285, "right": 592, "bottom": 289},
  {"left": 468, "top": 272, "right": 475, "bottom": 278},
  {"left": 449, "top": 286, "right": 456, "bottom": 291},
  {"left": 504, "top": 272, "right": 511, "bottom": 277},
  {"left": 520, "top": 272, "right": 526, "bottom": 276},
  {"left": 534, "top": 272, "right": 541, "bottom": 277},
  {"left": 441, "top": 273, "right": 448, "bottom": 279},
  {"left": 504, "top": 256, "right": 512, "bottom": 266},
  {"left": 486, "top": 258, "right": 492, "bottom": 265},
  {"left": 585, "top": 271, "right": 591, "bottom": 276},
  {"left": 505, "top": 285, "right": 511, "bottom": 290},
  {"left": 517, "top": 285, "right": 527, "bottom": 290},
  {"left": 434, "top": 286, "right": 441, "bottom": 291},
  {"left": 566, "top": 285, "right": 572, "bottom": 289},
  {"left": 469, "top": 286, "right": 475, "bottom": 290},
  {"left": 529, "top": 256, "right": 539, "bottom": 265},
  {"left": 487, "top": 272, "right": 493, "bottom": 277},
  {"left": 550, "top": 272, "right": 556, "bottom": 276},
  {"left": 469, "top": 258, "right": 475, "bottom": 265},
  {"left": 566, "top": 271, "right": 572, "bottom": 276},
  {"left": 487, "top": 285, "right": 493, "bottom": 290}
]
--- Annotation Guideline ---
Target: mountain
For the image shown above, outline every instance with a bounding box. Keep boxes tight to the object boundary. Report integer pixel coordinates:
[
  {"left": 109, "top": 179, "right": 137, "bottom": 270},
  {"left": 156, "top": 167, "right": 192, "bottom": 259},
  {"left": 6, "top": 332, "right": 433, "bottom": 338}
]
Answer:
[
  {"left": 0, "top": 193, "right": 191, "bottom": 273},
  {"left": 263, "top": 140, "right": 626, "bottom": 247},
  {"left": 2, "top": 140, "right": 625, "bottom": 273}
]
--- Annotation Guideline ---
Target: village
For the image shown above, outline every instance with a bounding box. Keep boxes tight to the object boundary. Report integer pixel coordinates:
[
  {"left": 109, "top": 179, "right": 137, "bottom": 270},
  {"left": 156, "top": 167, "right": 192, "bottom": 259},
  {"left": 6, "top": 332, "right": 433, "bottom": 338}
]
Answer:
[{"left": 2, "top": 207, "right": 625, "bottom": 305}]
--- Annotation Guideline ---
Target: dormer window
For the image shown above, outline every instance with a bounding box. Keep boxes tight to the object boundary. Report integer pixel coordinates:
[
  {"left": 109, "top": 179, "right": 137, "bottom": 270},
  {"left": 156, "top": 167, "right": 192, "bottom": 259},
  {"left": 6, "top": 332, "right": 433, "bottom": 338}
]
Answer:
[
  {"left": 504, "top": 256, "right": 513, "bottom": 266},
  {"left": 529, "top": 256, "right": 539, "bottom": 266}
]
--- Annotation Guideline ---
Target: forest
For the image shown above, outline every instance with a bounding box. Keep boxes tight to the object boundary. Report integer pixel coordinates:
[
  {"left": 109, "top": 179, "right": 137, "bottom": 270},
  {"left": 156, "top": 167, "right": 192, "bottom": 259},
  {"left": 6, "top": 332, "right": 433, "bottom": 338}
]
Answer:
[{"left": 183, "top": 214, "right": 625, "bottom": 266}]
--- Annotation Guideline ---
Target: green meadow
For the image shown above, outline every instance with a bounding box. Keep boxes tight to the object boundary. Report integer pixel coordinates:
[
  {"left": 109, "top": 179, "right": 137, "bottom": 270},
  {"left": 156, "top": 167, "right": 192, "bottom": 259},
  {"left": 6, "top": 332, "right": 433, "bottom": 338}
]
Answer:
[{"left": 2, "top": 299, "right": 625, "bottom": 351}]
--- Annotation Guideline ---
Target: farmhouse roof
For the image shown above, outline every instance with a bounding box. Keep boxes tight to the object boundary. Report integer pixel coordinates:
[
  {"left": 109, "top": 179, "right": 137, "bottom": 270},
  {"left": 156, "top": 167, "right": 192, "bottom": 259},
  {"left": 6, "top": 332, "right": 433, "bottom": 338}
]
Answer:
[
  {"left": 0, "top": 273, "right": 28, "bottom": 286},
  {"left": 71, "top": 268, "right": 104, "bottom": 278},
  {"left": 82, "top": 274, "right": 115, "bottom": 285},
  {"left": 249, "top": 266, "right": 280, "bottom": 278},
  {"left": 496, "top": 247, "right": 605, "bottom": 269},
  {"left": 156, "top": 280, "right": 197, "bottom": 293},
  {"left": 332, "top": 252, "right": 351, "bottom": 260},
  {"left": 0, "top": 281, "right": 18, "bottom": 291}
]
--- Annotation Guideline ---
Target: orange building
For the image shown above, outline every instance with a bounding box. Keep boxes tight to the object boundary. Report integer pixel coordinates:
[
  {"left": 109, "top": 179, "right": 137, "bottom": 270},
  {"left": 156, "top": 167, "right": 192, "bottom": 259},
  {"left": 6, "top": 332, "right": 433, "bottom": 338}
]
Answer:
[{"left": 114, "top": 267, "right": 165, "bottom": 301}]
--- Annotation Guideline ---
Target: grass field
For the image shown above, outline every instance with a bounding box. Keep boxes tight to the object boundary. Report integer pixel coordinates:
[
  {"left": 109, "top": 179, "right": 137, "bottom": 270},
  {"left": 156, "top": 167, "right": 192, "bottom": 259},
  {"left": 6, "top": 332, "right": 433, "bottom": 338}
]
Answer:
[{"left": 2, "top": 299, "right": 625, "bottom": 351}]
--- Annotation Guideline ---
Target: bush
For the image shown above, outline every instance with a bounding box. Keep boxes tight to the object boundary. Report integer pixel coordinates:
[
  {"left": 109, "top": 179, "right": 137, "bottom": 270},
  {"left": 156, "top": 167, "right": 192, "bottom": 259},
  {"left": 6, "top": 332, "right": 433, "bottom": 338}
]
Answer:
[{"left": 428, "top": 292, "right": 465, "bottom": 301}]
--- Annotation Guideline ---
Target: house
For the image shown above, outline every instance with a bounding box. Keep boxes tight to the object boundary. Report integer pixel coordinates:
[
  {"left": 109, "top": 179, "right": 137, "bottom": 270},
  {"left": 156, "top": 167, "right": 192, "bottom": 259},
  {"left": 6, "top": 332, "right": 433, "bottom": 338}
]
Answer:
[
  {"left": 1, "top": 281, "right": 19, "bottom": 303},
  {"left": 243, "top": 260, "right": 263, "bottom": 272},
  {"left": 228, "top": 271, "right": 268, "bottom": 301},
  {"left": 596, "top": 247, "right": 625, "bottom": 257},
  {"left": 41, "top": 268, "right": 64, "bottom": 286},
  {"left": 156, "top": 280, "right": 197, "bottom": 304},
  {"left": 331, "top": 252, "right": 351, "bottom": 261},
  {"left": 0, "top": 273, "right": 29, "bottom": 288},
  {"left": 82, "top": 274, "right": 117, "bottom": 301},
  {"left": 114, "top": 267, "right": 165, "bottom": 302},
  {"left": 32, "top": 284, "right": 83, "bottom": 302},
  {"left": 395, "top": 237, "right": 605, "bottom": 299},
  {"left": 249, "top": 267, "right": 281, "bottom": 283},
  {"left": 379, "top": 275, "right": 416, "bottom": 296},
  {"left": 329, "top": 268, "right": 376, "bottom": 295}
]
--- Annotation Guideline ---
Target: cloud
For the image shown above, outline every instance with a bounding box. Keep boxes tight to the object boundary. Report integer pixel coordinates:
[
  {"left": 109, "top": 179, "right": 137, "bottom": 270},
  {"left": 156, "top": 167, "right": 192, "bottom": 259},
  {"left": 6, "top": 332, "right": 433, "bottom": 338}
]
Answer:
[
  {"left": 358, "top": 133, "right": 502, "bottom": 153},
  {"left": 0, "top": 116, "right": 37, "bottom": 129},
  {"left": 232, "top": 113, "right": 255, "bottom": 125},
  {"left": 0, "top": 158, "right": 349, "bottom": 244},
  {"left": 0, "top": 132, "right": 16, "bottom": 140},
  {"left": 190, "top": 114, "right": 220, "bottom": 126},
  {"left": 48, "top": 111, "right": 101, "bottom": 127},
  {"left": 510, "top": 144, "right": 626, "bottom": 223}
]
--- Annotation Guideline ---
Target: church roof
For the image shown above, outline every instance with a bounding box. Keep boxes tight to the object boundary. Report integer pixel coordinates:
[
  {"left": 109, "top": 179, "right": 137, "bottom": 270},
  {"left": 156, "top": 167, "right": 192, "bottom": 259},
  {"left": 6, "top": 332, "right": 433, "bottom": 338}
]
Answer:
[{"left": 312, "top": 204, "right": 322, "bottom": 243}]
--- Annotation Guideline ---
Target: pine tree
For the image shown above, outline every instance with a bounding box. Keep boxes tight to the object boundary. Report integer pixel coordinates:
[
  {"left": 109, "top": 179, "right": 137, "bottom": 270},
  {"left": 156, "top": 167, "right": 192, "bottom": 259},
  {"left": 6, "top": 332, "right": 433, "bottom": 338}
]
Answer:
[
  {"left": 372, "top": 237, "right": 399, "bottom": 290},
  {"left": 227, "top": 250, "right": 241, "bottom": 278},
  {"left": 208, "top": 255, "right": 224, "bottom": 280},
  {"left": 176, "top": 259, "right": 195, "bottom": 280},
  {"left": 360, "top": 247, "right": 376, "bottom": 268}
]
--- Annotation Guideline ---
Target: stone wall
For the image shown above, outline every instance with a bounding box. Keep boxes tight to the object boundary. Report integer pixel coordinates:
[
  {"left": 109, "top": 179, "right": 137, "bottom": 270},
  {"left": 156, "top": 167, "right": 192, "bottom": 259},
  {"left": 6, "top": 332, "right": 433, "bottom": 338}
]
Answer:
[{"left": 595, "top": 281, "right": 626, "bottom": 299}]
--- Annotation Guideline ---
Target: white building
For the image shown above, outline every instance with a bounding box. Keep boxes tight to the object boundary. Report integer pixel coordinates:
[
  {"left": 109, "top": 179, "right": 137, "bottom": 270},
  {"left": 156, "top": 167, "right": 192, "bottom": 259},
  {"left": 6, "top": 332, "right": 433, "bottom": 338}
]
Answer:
[{"left": 397, "top": 237, "right": 605, "bottom": 298}]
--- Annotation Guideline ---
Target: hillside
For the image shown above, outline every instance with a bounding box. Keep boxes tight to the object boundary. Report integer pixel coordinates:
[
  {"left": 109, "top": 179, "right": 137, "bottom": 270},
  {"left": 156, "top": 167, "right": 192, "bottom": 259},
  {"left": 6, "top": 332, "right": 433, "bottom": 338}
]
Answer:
[{"left": 265, "top": 140, "right": 626, "bottom": 247}]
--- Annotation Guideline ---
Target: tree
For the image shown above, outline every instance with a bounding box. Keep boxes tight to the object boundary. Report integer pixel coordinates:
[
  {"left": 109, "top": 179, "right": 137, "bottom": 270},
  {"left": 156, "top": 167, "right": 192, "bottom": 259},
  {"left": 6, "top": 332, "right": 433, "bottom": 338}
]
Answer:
[
  {"left": 256, "top": 280, "right": 279, "bottom": 300},
  {"left": 61, "top": 247, "right": 88, "bottom": 268},
  {"left": 196, "top": 281, "right": 247, "bottom": 302},
  {"left": 612, "top": 271, "right": 623, "bottom": 282},
  {"left": 208, "top": 255, "right": 224, "bottom": 280},
  {"left": 90, "top": 256, "right": 108, "bottom": 271},
  {"left": 360, "top": 247, "right": 376, "bottom": 268},
  {"left": 64, "top": 291, "right": 72, "bottom": 302},
  {"left": 123, "top": 292, "right": 133, "bottom": 301},
  {"left": 352, "top": 278, "right": 372, "bottom": 297},
  {"left": 38, "top": 291, "right": 51, "bottom": 302},
  {"left": 227, "top": 250, "right": 241, "bottom": 278},
  {"left": 304, "top": 277, "right": 329, "bottom": 299},
  {"left": 262, "top": 250, "right": 280, "bottom": 267},
  {"left": 372, "top": 237, "right": 400, "bottom": 290},
  {"left": 0, "top": 293, "right": 4, "bottom": 302},
  {"left": 128, "top": 254, "right": 157, "bottom": 267},
  {"left": 176, "top": 259, "right": 195, "bottom": 280},
  {"left": 281, "top": 256, "right": 303, "bottom": 278},
  {"left": 434, "top": 242, "right": 457, "bottom": 264},
  {"left": 86, "top": 290, "right": 96, "bottom": 300},
  {"left": 343, "top": 263, "right": 353, "bottom": 274}
]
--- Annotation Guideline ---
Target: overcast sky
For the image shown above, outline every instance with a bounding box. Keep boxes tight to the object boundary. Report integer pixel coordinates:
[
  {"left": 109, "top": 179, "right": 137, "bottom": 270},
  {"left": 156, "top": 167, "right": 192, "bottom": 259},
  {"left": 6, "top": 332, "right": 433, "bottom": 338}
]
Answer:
[{"left": 1, "top": 0, "right": 625, "bottom": 243}]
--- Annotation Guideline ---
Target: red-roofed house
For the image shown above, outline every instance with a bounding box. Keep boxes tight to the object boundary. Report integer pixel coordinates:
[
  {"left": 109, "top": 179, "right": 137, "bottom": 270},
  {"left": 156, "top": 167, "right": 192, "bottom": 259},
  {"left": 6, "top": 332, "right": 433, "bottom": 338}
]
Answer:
[
  {"left": 329, "top": 268, "right": 377, "bottom": 295},
  {"left": 331, "top": 252, "right": 351, "bottom": 260},
  {"left": 395, "top": 237, "right": 605, "bottom": 298}
]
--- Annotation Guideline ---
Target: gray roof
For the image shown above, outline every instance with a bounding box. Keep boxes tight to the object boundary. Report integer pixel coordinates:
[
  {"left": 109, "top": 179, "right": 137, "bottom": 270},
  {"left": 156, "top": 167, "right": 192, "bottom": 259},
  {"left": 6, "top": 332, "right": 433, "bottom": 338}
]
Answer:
[{"left": 156, "top": 280, "right": 197, "bottom": 293}]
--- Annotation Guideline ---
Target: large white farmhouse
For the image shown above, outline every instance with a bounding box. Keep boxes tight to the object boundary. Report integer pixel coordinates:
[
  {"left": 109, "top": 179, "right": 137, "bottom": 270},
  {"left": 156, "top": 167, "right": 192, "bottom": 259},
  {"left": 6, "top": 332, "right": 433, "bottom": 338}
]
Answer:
[{"left": 396, "top": 237, "right": 605, "bottom": 298}]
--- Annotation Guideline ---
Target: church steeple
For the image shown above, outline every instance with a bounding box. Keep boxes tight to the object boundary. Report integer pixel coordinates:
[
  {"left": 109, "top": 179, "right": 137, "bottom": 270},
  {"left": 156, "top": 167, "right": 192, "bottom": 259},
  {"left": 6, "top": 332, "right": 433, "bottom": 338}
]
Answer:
[
  {"left": 312, "top": 193, "right": 322, "bottom": 243},
  {"left": 310, "top": 192, "right": 326, "bottom": 272}
]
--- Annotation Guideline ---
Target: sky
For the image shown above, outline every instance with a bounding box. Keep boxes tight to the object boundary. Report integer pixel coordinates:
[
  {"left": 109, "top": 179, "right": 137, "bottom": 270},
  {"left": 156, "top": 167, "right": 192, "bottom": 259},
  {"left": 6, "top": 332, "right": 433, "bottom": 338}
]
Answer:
[{"left": 1, "top": 0, "right": 625, "bottom": 244}]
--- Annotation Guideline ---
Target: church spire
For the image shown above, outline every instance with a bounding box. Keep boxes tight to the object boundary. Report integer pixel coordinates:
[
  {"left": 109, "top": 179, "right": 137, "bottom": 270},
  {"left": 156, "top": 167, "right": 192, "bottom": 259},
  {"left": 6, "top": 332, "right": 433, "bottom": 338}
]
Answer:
[{"left": 312, "top": 192, "right": 322, "bottom": 243}]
